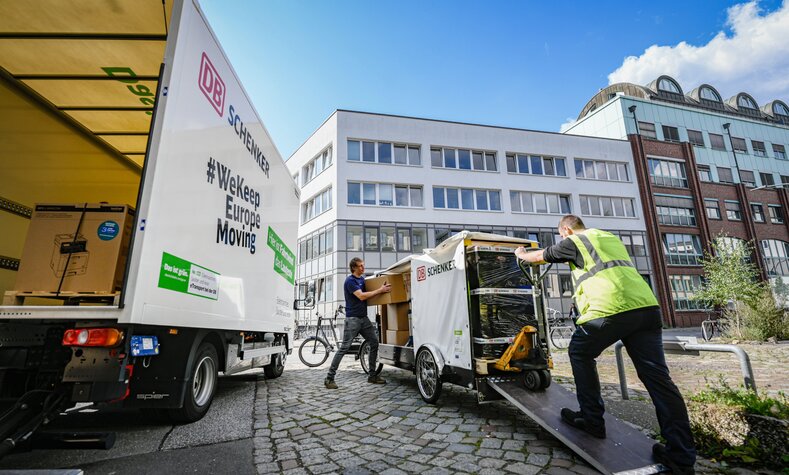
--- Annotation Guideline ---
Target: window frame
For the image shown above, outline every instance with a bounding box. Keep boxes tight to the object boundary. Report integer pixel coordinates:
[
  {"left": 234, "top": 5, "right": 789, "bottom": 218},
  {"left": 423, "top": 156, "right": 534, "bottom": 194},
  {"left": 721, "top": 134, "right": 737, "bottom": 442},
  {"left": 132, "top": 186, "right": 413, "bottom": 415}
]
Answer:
[
  {"left": 687, "top": 129, "right": 705, "bottom": 147},
  {"left": 347, "top": 139, "right": 422, "bottom": 167},
  {"left": 704, "top": 199, "right": 721, "bottom": 220},
  {"left": 638, "top": 121, "right": 657, "bottom": 139},
  {"left": 505, "top": 153, "right": 567, "bottom": 177},
  {"left": 347, "top": 181, "right": 424, "bottom": 208},
  {"left": 574, "top": 158, "right": 629, "bottom": 182},
  {"left": 431, "top": 146, "right": 498, "bottom": 172},
  {"left": 433, "top": 186, "right": 502, "bottom": 211},
  {"left": 662, "top": 125, "right": 680, "bottom": 143}
]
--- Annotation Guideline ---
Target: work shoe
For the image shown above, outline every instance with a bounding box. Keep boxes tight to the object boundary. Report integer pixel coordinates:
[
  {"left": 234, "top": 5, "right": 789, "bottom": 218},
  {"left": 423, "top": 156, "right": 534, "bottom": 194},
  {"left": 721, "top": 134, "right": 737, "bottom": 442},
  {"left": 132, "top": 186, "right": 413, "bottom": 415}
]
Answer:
[
  {"left": 324, "top": 378, "right": 338, "bottom": 389},
  {"left": 367, "top": 375, "right": 386, "bottom": 384},
  {"left": 560, "top": 408, "right": 606, "bottom": 439},
  {"left": 652, "top": 443, "right": 695, "bottom": 475}
]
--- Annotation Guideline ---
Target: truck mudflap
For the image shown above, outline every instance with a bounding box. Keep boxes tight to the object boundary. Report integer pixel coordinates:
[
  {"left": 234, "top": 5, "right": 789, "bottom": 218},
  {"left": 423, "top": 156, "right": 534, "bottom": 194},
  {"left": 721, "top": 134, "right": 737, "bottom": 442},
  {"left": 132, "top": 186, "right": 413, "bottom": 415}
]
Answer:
[{"left": 487, "top": 377, "right": 667, "bottom": 475}]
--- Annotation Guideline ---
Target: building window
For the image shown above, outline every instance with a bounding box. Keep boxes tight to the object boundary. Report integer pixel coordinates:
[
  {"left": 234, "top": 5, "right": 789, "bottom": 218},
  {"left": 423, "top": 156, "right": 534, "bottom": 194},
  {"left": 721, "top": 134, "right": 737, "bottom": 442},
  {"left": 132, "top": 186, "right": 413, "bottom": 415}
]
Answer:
[
  {"left": 687, "top": 130, "right": 705, "bottom": 147},
  {"left": 704, "top": 199, "right": 721, "bottom": 220},
  {"left": 302, "top": 187, "right": 332, "bottom": 223},
  {"left": 620, "top": 234, "right": 647, "bottom": 257},
  {"left": 648, "top": 158, "right": 688, "bottom": 188},
  {"left": 348, "top": 181, "right": 422, "bottom": 208},
  {"left": 656, "top": 205, "right": 696, "bottom": 226},
  {"left": 432, "top": 147, "right": 497, "bottom": 171},
  {"left": 433, "top": 187, "right": 501, "bottom": 211},
  {"left": 506, "top": 153, "right": 566, "bottom": 176},
  {"left": 670, "top": 275, "right": 706, "bottom": 310},
  {"left": 574, "top": 159, "right": 628, "bottom": 181},
  {"left": 510, "top": 191, "right": 571, "bottom": 214},
  {"left": 768, "top": 205, "right": 784, "bottom": 224},
  {"left": 700, "top": 87, "right": 721, "bottom": 102},
  {"left": 739, "top": 170, "right": 755, "bottom": 187},
  {"left": 738, "top": 95, "right": 758, "bottom": 110},
  {"left": 662, "top": 233, "right": 703, "bottom": 266},
  {"left": 751, "top": 141, "right": 766, "bottom": 157},
  {"left": 302, "top": 147, "right": 333, "bottom": 186},
  {"left": 639, "top": 122, "right": 657, "bottom": 139},
  {"left": 709, "top": 133, "right": 726, "bottom": 151},
  {"left": 773, "top": 144, "right": 787, "bottom": 160},
  {"left": 760, "top": 173, "right": 775, "bottom": 187},
  {"left": 751, "top": 204, "right": 765, "bottom": 223},
  {"left": 348, "top": 140, "right": 420, "bottom": 166},
  {"left": 346, "top": 226, "right": 362, "bottom": 251},
  {"left": 579, "top": 195, "right": 636, "bottom": 218},
  {"left": 698, "top": 166, "right": 712, "bottom": 182},
  {"left": 662, "top": 125, "right": 680, "bottom": 143},
  {"left": 717, "top": 167, "right": 734, "bottom": 184},
  {"left": 725, "top": 201, "right": 742, "bottom": 221},
  {"left": 761, "top": 239, "right": 789, "bottom": 277},
  {"left": 658, "top": 78, "right": 681, "bottom": 94},
  {"left": 364, "top": 226, "right": 379, "bottom": 251},
  {"left": 730, "top": 137, "right": 747, "bottom": 153},
  {"left": 782, "top": 175, "right": 789, "bottom": 186}
]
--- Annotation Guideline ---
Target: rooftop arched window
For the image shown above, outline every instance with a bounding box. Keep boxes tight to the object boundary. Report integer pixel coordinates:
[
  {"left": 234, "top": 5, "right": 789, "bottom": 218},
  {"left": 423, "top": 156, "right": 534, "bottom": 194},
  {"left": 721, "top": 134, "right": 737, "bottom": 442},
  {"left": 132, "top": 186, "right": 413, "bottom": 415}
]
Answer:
[
  {"left": 700, "top": 87, "right": 721, "bottom": 102},
  {"left": 774, "top": 102, "right": 789, "bottom": 116},
  {"left": 658, "top": 78, "right": 681, "bottom": 94},
  {"left": 737, "top": 94, "right": 757, "bottom": 110}
]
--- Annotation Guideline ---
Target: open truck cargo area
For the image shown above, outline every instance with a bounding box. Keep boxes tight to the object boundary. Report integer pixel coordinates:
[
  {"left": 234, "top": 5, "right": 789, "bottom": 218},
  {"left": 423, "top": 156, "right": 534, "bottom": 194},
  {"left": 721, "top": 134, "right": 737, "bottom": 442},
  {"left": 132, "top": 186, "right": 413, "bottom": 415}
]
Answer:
[{"left": 0, "top": 0, "right": 302, "bottom": 454}]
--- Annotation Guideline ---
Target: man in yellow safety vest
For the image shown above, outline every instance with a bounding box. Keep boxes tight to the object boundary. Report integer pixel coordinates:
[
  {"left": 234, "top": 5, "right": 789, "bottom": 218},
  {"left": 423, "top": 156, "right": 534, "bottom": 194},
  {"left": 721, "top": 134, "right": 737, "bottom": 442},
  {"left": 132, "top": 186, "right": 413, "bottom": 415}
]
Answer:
[{"left": 515, "top": 215, "right": 696, "bottom": 474}]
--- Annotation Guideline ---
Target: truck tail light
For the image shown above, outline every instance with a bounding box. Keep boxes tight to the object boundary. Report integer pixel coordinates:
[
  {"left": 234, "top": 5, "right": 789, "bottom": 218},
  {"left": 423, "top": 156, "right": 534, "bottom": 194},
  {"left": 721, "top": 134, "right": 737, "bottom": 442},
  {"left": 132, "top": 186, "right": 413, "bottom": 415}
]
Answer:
[{"left": 62, "top": 328, "right": 124, "bottom": 347}]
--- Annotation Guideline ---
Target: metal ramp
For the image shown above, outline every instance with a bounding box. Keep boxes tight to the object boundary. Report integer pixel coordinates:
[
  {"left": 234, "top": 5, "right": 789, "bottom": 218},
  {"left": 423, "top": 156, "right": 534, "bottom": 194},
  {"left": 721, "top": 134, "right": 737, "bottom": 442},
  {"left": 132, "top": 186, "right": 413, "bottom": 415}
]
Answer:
[{"left": 488, "top": 379, "right": 667, "bottom": 475}]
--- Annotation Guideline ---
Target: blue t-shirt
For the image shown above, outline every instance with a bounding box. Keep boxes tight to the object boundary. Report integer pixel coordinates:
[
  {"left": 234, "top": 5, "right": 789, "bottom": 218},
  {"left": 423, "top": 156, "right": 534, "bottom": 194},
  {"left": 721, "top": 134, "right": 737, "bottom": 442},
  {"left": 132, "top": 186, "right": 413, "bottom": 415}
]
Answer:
[{"left": 344, "top": 274, "right": 367, "bottom": 318}]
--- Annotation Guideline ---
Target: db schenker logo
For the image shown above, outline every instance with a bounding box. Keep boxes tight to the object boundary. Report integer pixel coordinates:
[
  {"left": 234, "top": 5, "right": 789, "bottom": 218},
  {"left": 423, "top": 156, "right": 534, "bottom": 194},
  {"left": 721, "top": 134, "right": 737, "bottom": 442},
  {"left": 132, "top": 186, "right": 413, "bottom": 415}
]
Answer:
[
  {"left": 199, "top": 52, "right": 225, "bottom": 117},
  {"left": 416, "top": 266, "right": 426, "bottom": 281}
]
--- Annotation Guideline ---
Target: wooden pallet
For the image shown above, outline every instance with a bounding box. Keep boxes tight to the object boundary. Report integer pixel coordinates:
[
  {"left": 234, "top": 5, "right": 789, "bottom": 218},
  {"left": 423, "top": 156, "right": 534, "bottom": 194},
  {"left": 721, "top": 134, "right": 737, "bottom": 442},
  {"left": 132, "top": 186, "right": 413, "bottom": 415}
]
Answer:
[{"left": 3, "top": 290, "right": 121, "bottom": 306}]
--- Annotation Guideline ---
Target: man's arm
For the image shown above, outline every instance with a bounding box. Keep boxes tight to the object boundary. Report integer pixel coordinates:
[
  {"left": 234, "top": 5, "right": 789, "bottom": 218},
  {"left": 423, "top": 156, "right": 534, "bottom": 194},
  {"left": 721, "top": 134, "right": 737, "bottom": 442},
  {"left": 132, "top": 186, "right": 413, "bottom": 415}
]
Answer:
[
  {"left": 514, "top": 247, "right": 546, "bottom": 264},
  {"left": 353, "top": 282, "right": 391, "bottom": 301}
]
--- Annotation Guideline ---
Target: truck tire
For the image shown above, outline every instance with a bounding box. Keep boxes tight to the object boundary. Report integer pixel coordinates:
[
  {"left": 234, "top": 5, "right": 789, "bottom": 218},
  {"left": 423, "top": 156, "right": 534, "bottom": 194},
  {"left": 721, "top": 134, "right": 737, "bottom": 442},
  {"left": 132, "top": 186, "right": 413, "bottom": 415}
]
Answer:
[
  {"left": 169, "top": 341, "right": 218, "bottom": 423},
  {"left": 263, "top": 350, "right": 285, "bottom": 379}
]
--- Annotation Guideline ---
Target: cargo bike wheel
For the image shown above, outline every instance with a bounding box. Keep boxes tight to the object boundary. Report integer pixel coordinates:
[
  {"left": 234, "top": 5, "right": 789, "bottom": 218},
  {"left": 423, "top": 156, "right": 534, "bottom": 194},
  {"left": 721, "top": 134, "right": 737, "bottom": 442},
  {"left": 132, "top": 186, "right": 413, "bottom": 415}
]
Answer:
[
  {"left": 359, "top": 340, "right": 383, "bottom": 375},
  {"left": 416, "top": 348, "right": 442, "bottom": 404}
]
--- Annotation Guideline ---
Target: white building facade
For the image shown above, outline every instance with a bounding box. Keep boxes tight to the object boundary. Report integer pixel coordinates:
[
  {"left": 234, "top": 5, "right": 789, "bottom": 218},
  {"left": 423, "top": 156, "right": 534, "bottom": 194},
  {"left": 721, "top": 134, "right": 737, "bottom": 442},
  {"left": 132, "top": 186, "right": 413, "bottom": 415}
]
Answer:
[{"left": 288, "top": 110, "right": 654, "bottom": 323}]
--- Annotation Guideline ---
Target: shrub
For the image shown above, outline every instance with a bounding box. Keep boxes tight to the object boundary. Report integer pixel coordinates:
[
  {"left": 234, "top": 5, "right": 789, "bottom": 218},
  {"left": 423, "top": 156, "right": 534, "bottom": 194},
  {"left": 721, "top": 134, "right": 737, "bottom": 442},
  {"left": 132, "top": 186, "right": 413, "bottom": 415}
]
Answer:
[{"left": 733, "top": 287, "right": 789, "bottom": 341}]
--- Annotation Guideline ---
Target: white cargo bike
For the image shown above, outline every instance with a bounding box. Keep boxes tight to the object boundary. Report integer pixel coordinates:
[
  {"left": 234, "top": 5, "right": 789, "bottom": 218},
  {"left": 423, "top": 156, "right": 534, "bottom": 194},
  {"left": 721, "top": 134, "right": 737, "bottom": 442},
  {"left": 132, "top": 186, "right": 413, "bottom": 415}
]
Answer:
[{"left": 359, "top": 231, "right": 554, "bottom": 404}]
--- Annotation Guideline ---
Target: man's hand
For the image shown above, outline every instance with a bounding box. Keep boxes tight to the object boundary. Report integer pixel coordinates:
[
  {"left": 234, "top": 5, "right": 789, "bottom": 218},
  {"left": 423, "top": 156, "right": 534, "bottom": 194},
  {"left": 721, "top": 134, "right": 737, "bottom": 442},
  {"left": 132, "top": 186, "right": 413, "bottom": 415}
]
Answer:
[{"left": 377, "top": 282, "right": 392, "bottom": 294}]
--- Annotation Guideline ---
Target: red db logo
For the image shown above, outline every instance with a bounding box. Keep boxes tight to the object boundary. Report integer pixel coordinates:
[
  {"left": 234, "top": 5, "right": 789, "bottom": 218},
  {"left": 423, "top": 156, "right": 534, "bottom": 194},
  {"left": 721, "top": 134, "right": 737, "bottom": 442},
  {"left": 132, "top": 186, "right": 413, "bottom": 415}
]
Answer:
[
  {"left": 416, "top": 266, "right": 426, "bottom": 281},
  {"left": 199, "top": 52, "right": 225, "bottom": 117}
]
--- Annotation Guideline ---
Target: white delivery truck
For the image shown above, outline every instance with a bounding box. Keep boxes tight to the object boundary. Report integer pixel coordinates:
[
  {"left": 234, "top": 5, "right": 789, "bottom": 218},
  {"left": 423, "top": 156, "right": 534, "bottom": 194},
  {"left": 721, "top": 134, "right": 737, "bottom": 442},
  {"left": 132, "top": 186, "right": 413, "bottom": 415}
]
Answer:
[{"left": 0, "top": 0, "right": 308, "bottom": 452}]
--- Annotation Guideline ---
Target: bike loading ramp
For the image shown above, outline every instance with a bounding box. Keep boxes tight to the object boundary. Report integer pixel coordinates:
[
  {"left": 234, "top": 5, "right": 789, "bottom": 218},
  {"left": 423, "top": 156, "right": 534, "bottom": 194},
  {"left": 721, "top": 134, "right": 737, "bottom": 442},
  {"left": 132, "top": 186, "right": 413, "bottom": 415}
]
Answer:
[{"left": 486, "top": 377, "right": 667, "bottom": 475}]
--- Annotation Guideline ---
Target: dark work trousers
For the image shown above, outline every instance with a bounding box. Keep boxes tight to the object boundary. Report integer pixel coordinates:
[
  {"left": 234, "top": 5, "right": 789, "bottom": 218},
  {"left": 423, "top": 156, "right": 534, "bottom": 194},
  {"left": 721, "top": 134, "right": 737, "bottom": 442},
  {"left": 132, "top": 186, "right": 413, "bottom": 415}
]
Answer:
[
  {"left": 568, "top": 307, "right": 696, "bottom": 466},
  {"left": 326, "top": 316, "right": 378, "bottom": 380}
]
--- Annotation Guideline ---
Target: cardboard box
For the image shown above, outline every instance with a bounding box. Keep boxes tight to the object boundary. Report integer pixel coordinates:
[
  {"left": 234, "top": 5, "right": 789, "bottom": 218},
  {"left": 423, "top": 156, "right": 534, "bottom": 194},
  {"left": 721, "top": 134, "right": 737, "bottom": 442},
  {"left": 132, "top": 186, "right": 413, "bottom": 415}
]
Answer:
[
  {"left": 386, "top": 302, "right": 410, "bottom": 331},
  {"left": 14, "top": 204, "right": 135, "bottom": 293},
  {"left": 365, "top": 274, "right": 408, "bottom": 305},
  {"left": 386, "top": 330, "right": 410, "bottom": 346}
]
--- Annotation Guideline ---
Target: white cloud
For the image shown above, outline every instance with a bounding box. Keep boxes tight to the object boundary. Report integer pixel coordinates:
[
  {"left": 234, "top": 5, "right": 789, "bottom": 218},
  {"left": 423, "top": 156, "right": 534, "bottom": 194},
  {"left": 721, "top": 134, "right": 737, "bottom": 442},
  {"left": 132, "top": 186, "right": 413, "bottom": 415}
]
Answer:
[
  {"left": 559, "top": 117, "right": 577, "bottom": 132},
  {"left": 608, "top": 1, "right": 789, "bottom": 104}
]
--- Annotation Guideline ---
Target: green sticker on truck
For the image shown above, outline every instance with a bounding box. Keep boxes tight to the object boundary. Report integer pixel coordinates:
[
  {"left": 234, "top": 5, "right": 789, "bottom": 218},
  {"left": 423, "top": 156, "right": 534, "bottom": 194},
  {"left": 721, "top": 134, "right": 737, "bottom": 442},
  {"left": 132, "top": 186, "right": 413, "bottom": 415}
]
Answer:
[
  {"left": 267, "top": 227, "right": 295, "bottom": 284},
  {"left": 158, "top": 252, "right": 219, "bottom": 300}
]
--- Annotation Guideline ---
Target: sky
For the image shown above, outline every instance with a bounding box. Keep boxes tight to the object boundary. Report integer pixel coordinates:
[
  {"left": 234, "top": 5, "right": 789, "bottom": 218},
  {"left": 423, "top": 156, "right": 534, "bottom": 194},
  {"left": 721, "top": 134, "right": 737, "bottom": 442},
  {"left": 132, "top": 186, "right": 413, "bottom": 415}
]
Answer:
[{"left": 199, "top": 0, "right": 789, "bottom": 159}]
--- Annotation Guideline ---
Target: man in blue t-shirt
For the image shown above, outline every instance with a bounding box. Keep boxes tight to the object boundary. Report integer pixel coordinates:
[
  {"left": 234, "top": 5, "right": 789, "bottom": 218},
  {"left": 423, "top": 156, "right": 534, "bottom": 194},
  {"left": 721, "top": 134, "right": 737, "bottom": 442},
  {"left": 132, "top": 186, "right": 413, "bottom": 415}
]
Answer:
[{"left": 325, "top": 257, "right": 391, "bottom": 389}]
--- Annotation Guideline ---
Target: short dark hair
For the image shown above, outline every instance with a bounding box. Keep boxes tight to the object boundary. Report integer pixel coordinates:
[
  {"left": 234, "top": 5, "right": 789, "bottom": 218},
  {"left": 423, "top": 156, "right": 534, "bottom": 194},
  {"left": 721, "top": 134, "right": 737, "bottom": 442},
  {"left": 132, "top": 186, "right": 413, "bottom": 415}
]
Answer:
[
  {"left": 559, "top": 214, "right": 586, "bottom": 230},
  {"left": 349, "top": 257, "right": 363, "bottom": 272}
]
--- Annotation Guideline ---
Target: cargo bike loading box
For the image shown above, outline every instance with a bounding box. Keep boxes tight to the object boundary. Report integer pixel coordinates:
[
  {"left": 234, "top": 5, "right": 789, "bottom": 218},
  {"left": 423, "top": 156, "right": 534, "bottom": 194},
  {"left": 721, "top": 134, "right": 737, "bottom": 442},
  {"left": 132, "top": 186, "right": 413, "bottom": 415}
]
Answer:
[{"left": 360, "top": 231, "right": 554, "bottom": 404}]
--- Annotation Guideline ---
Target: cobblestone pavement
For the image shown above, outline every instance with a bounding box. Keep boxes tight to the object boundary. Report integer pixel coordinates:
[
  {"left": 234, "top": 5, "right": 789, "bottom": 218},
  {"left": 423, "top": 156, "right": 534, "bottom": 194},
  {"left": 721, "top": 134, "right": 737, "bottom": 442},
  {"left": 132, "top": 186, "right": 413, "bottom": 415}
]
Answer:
[{"left": 251, "top": 342, "right": 786, "bottom": 475}]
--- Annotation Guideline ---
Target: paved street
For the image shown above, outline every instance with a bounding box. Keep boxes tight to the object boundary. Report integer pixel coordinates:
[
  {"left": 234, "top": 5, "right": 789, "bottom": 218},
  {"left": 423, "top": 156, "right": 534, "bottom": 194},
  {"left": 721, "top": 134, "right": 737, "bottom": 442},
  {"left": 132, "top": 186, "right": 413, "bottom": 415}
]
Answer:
[{"left": 1, "top": 338, "right": 785, "bottom": 474}]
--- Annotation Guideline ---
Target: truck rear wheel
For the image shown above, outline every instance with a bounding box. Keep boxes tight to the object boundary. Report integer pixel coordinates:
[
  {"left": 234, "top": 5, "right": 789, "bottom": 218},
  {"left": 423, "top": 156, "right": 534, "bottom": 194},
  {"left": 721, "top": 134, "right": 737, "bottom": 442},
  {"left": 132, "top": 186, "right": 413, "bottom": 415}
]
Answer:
[
  {"left": 169, "top": 341, "right": 218, "bottom": 423},
  {"left": 263, "top": 350, "right": 285, "bottom": 379}
]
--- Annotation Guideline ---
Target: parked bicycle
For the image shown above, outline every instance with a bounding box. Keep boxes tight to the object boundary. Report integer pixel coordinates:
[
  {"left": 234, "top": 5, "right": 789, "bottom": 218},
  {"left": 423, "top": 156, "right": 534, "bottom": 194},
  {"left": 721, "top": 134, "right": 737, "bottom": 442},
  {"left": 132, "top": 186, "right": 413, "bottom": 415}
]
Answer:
[
  {"left": 297, "top": 305, "right": 366, "bottom": 367},
  {"left": 700, "top": 309, "right": 727, "bottom": 341},
  {"left": 546, "top": 307, "right": 575, "bottom": 349}
]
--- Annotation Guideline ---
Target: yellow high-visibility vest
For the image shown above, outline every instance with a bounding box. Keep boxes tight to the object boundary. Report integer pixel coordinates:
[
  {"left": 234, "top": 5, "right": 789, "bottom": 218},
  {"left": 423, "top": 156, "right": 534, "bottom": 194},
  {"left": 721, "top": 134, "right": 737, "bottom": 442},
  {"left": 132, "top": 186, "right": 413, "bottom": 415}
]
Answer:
[{"left": 568, "top": 229, "right": 658, "bottom": 324}]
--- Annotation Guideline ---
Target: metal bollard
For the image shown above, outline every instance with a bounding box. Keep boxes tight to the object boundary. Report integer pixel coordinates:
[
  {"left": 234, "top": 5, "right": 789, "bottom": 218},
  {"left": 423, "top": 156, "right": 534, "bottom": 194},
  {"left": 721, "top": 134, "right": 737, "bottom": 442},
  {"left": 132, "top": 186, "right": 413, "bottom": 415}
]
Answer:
[{"left": 613, "top": 338, "right": 757, "bottom": 399}]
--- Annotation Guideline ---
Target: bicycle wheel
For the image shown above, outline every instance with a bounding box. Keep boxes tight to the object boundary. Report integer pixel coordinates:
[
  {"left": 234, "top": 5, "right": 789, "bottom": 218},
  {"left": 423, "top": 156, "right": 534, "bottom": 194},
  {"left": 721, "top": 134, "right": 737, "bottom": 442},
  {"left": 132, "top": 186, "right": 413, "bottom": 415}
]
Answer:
[
  {"left": 359, "top": 340, "right": 383, "bottom": 375},
  {"left": 550, "top": 326, "right": 573, "bottom": 349},
  {"left": 298, "top": 337, "right": 330, "bottom": 367},
  {"left": 701, "top": 320, "right": 715, "bottom": 341}
]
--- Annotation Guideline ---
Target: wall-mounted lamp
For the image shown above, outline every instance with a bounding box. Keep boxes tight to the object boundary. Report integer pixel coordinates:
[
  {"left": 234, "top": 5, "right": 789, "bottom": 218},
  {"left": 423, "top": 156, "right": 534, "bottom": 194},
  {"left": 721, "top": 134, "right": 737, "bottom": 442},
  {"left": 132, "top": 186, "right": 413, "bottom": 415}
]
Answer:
[{"left": 628, "top": 105, "right": 640, "bottom": 135}]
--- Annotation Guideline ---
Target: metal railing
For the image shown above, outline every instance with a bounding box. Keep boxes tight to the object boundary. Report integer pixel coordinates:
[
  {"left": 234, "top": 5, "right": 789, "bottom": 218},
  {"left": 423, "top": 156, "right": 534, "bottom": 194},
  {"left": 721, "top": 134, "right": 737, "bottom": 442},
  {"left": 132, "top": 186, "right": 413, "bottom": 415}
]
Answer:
[{"left": 613, "top": 336, "right": 756, "bottom": 399}]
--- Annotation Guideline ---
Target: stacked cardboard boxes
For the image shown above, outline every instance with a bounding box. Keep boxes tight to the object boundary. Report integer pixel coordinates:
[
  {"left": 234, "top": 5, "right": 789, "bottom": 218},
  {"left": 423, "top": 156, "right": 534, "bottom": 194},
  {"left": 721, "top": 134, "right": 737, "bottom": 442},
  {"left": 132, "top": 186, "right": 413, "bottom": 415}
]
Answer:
[{"left": 366, "top": 274, "right": 411, "bottom": 345}]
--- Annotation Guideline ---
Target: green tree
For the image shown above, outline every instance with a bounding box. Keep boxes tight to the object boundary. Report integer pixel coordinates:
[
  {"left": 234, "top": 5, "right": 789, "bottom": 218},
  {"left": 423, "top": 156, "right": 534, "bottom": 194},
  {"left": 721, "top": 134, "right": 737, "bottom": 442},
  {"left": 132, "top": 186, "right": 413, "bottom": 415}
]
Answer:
[{"left": 693, "top": 235, "right": 763, "bottom": 310}]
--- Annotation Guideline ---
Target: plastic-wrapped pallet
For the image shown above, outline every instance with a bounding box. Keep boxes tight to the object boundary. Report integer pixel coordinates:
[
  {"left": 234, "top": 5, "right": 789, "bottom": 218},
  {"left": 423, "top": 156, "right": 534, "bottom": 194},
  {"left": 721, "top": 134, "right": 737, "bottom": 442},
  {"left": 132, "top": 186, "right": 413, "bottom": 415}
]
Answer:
[
  {"left": 470, "top": 290, "right": 537, "bottom": 358},
  {"left": 466, "top": 246, "right": 532, "bottom": 290}
]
